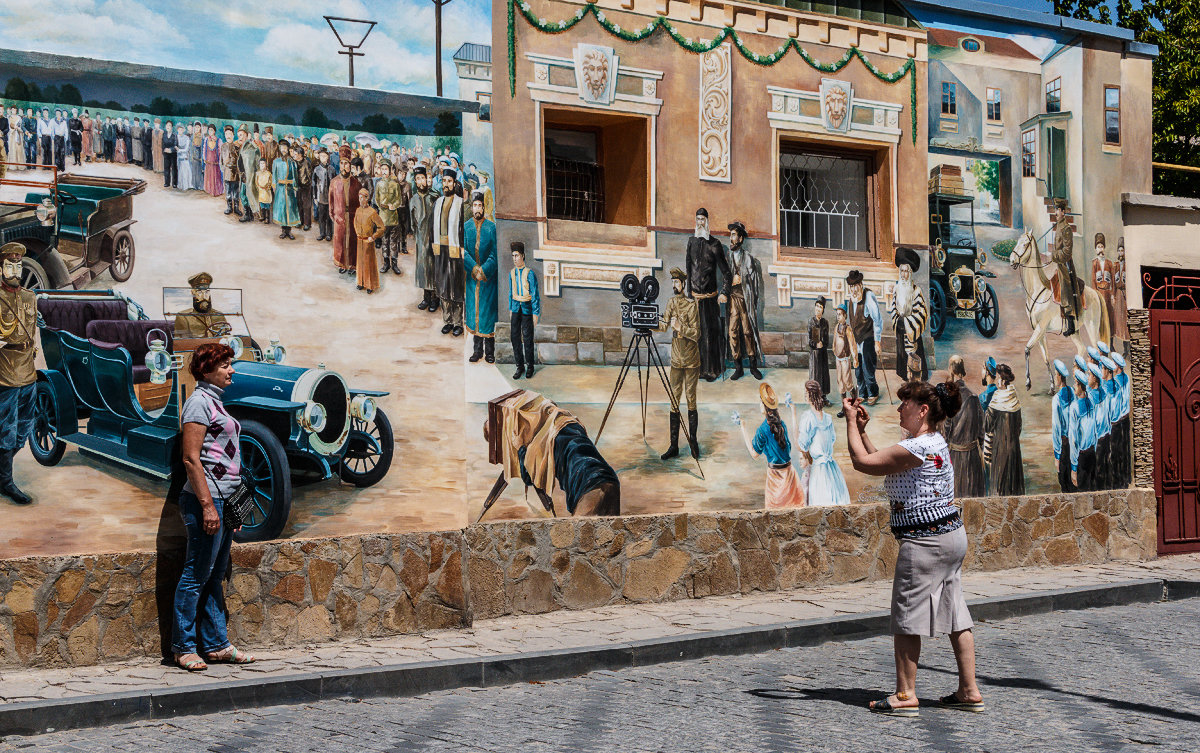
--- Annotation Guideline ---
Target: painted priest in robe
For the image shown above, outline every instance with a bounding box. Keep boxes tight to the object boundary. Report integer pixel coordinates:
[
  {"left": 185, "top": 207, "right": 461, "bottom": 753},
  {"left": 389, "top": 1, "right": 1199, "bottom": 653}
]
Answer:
[
  {"left": 944, "top": 355, "right": 984, "bottom": 498},
  {"left": 685, "top": 208, "right": 730, "bottom": 382},
  {"left": 485, "top": 390, "right": 620, "bottom": 517},
  {"left": 982, "top": 362, "right": 1024, "bottom": 496},
  {"left": 658, "top": 267, "right": 700, "bottom": 462},
  {"left": 808, "top": 296, "right": 830, "bottom": 405},
  {"left": 890, "top": 248, "right": 928, "bottom": 383},
  {"left": 464, "top": 192, "right": 498, "bottom": 364},
  {"left": 410, "top": 166, "right": 438, "bottom": 314},
  {"left": 722, "top": 221, "right": 763, "bottom": 381},
  {"left": 0, "top": 243, "right": 38, "bottom": 505},
  {"left": 329, "top": 156, "right": 361, "bottom": 274},
  {"left": 432, "top": 168, "right": 465, "bottom": 337},
  {"left": 271, "top": 142, "right": 300, "bottom": 240}
]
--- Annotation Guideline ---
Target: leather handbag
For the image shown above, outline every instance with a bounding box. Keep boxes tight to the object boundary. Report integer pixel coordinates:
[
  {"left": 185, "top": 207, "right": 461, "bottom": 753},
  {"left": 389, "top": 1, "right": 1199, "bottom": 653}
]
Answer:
[{"left": 204, "top": 466, "right": 255, "bottom": 530}]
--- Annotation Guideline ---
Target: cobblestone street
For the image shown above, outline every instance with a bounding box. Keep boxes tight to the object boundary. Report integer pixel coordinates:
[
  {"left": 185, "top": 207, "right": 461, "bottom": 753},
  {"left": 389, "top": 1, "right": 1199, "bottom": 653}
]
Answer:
[{"left": 6, "top": 598, "right": 1198, "bottom": 752}]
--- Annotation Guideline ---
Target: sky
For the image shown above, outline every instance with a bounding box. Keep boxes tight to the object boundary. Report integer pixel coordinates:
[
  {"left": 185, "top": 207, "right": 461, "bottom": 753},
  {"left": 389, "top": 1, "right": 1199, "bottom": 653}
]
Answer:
[
  {"left": 0, "top": 0, "right": 1139, "bottom": 97},
  {"left": 0, "top": 0, "right": 492, "bottom": 98}
]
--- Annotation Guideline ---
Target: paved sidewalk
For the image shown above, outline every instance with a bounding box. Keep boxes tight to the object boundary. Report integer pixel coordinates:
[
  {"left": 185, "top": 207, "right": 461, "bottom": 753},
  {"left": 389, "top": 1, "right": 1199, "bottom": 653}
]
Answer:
[{"left": 3, "top": 554, "right": 1198, "bottom": 706}]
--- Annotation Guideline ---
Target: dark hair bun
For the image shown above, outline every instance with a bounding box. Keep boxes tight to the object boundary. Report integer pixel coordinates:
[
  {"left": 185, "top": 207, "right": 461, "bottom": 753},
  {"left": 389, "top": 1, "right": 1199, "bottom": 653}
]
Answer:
[{"left": 937, "top": 380, "right": 963, "bottom": 420}]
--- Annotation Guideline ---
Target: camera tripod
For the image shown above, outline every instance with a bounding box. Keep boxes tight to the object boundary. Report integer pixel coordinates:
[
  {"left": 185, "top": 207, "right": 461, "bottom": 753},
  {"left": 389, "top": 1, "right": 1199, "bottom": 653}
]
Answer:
[{"left": 595, "top": 327, "right": 704, "bottom": 479}]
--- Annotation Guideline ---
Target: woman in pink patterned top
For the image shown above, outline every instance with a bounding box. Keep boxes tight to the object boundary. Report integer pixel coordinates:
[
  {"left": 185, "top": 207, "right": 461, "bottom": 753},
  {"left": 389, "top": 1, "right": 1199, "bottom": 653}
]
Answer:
[{"left": 171, "top": 342, "right": 256, "bottom": 672}]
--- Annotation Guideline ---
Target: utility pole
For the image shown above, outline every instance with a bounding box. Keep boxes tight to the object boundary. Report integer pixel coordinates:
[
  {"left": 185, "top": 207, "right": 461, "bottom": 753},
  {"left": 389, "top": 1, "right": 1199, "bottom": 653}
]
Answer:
[
  {"left": 324, "top": 16, "right": 377, "bottom": 87},
  {"left": 433, "top": 0, "right": 453, "bottom": 96}
]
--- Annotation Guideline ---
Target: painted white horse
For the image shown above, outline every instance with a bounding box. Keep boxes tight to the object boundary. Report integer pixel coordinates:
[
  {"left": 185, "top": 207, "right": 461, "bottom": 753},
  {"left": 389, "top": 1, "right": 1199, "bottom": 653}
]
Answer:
[{"left": 1009, "top": 229, "right": 1110, "bottom": 392}]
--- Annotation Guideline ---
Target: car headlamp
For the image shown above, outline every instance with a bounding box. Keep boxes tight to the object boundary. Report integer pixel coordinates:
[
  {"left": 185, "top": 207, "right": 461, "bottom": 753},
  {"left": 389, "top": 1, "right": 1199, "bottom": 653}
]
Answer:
[
  {"left": 35, "top": 198, "right": 56, "bottom": 226},
  {"left": 144, "top": 339, "right": 172, "bottom": 385},
  {"left": 977, "top": 250, "right": 987, "bottom": 268},
  {"left": 298, "top": 400, "right": 327, "bottom": 433},
  {"left": 951, "top": 275, "right": 962, "bottom": 293},
  {"left": 266, "top": 334, "right": 286, "bottom": 364},
  {"left": 220, "top": 335, "right": 244, "bottom": 360},
  {"left": 350, "top": 395, "right": 377, "bottom": 422}
]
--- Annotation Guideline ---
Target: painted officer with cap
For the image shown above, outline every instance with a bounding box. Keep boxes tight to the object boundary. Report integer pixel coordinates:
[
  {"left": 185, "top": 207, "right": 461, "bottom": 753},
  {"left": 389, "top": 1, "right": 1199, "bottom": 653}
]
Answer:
[
  {"left": 1069, "top": 368, "right": 1098, "bottom": 491},
  {"left": 173, "top": 272, "right": 230, "bottom": 339},
  {"left": 1088, "top": 362, "right": 1110, "bottom": 490},
  {"left": 0, "top": 242, "right": 39, "bottom": 505},
  {"left": 658, "top": 267, "right": 700, "bottom": 461},
  {"left": 1112, "top": 353, "right": 1131, "bottom": 487},
  {"left": 1052, "top": 197, "right": 1081, "bottom": 336},
  {"left": 1100, "top": 356, "right": 1121, "bottom": 489},
  {"left": 1051, "top": 359, "right": 1074, "bottom": 493}
]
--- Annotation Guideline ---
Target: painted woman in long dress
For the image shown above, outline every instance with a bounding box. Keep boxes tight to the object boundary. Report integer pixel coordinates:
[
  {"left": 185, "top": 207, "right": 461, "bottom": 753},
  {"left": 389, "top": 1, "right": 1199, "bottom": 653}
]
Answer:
[
  {"left": 113, "top": 120, "right": 127, "bottom": 163},
  {"left": 791, "top": 380, "right": 851, "bottom": 506},
  {"left": 736, "top": 382, "right": 806, "bottom": 509},
  {"left": 175, "top": 126, "right": 193, "bottom": 190},
  {"left": 982, "top": 362, "right": 1025, "bottom": 496},
  {"left": 203, "top": 127, "right": 223, "bottom": 197}
]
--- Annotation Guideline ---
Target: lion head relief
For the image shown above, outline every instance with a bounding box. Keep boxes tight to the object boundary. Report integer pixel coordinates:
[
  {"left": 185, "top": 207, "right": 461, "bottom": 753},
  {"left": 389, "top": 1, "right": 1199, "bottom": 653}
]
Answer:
[
  {"left": 581, "top": 49, "right": 611, "bottom": 100},
  {"left": 824, "top": 85, "right": 849, "bottom": 130}
]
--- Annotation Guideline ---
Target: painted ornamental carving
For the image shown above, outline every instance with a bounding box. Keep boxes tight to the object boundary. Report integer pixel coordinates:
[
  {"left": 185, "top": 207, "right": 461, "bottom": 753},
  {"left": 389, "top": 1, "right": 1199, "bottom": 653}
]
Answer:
[
  {"left": 573, "top": 44, "right": 618, "bottom": 105},
  {"left": 819, "top": 78, "right": 853, "bottom": 134},
  {"left": 699, "top": 43, "right": 731, "bottom": 183}
]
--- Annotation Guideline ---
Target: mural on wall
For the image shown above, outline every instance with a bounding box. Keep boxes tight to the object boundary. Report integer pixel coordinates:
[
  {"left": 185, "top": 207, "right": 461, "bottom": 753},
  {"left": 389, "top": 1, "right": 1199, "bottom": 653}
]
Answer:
[{"left": 0, "top": 0, "right": 1149, "bottom": 559}]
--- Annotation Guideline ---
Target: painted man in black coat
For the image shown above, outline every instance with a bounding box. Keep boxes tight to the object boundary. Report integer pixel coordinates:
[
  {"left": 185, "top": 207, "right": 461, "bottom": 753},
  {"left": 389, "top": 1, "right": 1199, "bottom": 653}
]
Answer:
[{"left": 684, "top": 207, "right": 730, "bottom": 382}]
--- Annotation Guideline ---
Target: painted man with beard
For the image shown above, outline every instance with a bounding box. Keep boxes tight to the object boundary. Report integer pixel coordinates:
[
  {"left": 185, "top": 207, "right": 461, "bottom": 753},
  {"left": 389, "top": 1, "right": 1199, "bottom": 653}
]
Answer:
[
  {"left": 684, "top": 208, "right": 731, "bottom": 382},
  {"left": 432, "top": 168, "right": 466, "bottom": 337},
  {"left": 329, "top": 158, "right": 362, "bottom": 274},
  {"left": 845, "top": 270, "right": 882, "bottom": 405},
  {"left": 172, "top": 272, "right": 230, "bottom": 339},
  {"left": 1052, "top": 197, "right": 1081, "bottom": 336},
  {"left": 889, "top": 248, "right": 928, "bottom": 382},
  {"left": 722, "top": 221, "right": 764, "bottom": 381},
  {"left": 0, "top": 243, "right": 39, "bottom": 505},
  {"left": 943, "top": 354, "right": 985, "bottom": 498},
  {"left": 312, "top": 149, "right": 332, "bottom": 242},
  {"left": 464, "top": 193, "right": 498, "bottom": 363},
  {"left": 410, "top": 166, "right": 438, "bottom": 313},
  {"left": 295, "top": 142, "right": 313, "bottom": 232},
  {"left": 68, "top": 109, "right": 83, "bottom": 166},
  {"left": 219, "top": 125, "right": 241, "bottom": 216}
]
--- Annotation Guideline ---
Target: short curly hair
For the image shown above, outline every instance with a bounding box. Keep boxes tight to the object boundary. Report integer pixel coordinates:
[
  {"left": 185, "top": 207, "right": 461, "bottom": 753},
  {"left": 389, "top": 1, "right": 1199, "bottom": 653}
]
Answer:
[{"left": 189, "top": 342, "right": 236, "bottom": 382}]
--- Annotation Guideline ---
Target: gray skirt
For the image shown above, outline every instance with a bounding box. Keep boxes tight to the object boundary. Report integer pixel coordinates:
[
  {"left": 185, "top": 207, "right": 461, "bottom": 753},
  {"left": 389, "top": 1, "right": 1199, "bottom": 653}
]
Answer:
[{"left": 891, "top": 526, "right": 973, "bottom": 636}]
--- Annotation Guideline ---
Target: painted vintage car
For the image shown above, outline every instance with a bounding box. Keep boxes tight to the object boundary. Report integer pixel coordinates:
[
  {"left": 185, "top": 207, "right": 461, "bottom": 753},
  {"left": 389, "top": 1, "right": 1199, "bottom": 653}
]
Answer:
[
  {"left": 927, "top": 188, "right": 999, "bottom": 340},
  {"left": 0, "top": 163, "right": 143, "bottom": 289},
  {"left": 29, "top": 288, "right": 393, "bottom": 542}
]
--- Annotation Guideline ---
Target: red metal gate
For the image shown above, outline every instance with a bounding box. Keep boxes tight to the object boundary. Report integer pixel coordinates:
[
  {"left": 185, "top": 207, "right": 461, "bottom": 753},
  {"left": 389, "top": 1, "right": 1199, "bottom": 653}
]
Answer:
[{"left": 1151, "top": 308, "right": 1200, "bottom": 554}]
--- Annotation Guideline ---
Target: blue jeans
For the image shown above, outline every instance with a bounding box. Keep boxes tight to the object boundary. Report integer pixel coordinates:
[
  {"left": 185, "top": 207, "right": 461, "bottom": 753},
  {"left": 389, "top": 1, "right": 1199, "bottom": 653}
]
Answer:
[{"left": 171, "top": 490, "right": 233, "bottom": 655}]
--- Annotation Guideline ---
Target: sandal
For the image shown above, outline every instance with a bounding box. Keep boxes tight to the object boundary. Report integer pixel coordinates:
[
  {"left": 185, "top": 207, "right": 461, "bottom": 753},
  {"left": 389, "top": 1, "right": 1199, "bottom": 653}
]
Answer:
[
  {"left": 175, "top": 653, "right": 208, "bottom": 672},
  {"left": 939, "top": 692, "right": 985, "bottom": 712},
  {"left": 205, "top": 646, "right": 256, "bottom": 664},
  {"left": 868, "top": 693, "right": 919, "bottom": 717}
]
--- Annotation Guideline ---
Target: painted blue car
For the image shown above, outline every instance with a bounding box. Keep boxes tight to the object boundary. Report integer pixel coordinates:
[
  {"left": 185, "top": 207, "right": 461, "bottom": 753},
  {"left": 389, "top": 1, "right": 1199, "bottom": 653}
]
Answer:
[{"left": 29, "top": 288, "right": 394, "bottom": 541}]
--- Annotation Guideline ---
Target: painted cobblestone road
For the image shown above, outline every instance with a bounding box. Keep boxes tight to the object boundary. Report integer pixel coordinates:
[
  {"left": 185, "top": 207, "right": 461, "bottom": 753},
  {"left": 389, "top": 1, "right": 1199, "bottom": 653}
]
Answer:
[{"left": 5, "top": 599, "right": 1199, "bottom": 752}]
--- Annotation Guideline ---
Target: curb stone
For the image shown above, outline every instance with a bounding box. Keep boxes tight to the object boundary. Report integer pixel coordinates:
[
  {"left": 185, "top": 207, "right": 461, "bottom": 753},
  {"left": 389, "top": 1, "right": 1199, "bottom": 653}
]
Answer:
[{"left": 0, "top": 578, "right": 1192, "bottom": 738}]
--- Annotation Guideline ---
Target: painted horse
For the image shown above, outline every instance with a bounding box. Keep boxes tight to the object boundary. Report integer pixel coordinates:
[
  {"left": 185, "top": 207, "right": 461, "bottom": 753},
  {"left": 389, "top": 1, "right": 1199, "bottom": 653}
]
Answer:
[{"left": 1010, "top": 229, "right": 1110, "bottom": 392}]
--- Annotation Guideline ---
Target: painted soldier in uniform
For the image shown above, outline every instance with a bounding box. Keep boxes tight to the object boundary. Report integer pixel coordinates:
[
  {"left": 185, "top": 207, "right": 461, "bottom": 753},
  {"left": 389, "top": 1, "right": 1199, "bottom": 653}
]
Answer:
[
  {"left": 393, "top": 161, "right": 412, "bottom": 259},
  {"left": 845, "top": 270, "right": 882, "bottom": 405},
  {"left": 944, "top": 355, "right": 985, "bottom": 498},
  {"left": 722, "top": 221, "right": 763, "bottom": 381},
  {"left": 685, "top": 208, "right": 731, "bottom": 382},
  {"left": 658, "top": 267, "right": 701, "bottom": 461},
  {"left": 219, "top": 125, "right": 241, "bottom": 216},
  {"left": 410, "top": 166, "right": 438, "bottom": 313},
  {"left": 1069, "top": 369, "right": 1098, "bottom": 491},
  {"left": 173, "top": 272, "right": 230, "bottom": 339},
  {"left": 0, "top": 243, "right": 39, "bottom": 505},
  {"left": 432, "top": 168, "right": 466, "bottom": 337},
  {"left": 890, "top": 248, "right": 929, "bottom": 382},
  {"left": 1091, "top": 233, "right": 1115, "bottom": 345},
  {"left": 1052, "top": 197, "right": 1081, "bottom": 336},
  {"left": 464, "top": 193, "right": 498, "bottom": 364},
  {"left": 808, "top": 296, "right": 830, "bottom": 405},
  {"left": 374, "top": 161, "right": 405, "bottom": 275},
  {"left": 1051, "top": 359, "right": 1075, "bottom": 493}
]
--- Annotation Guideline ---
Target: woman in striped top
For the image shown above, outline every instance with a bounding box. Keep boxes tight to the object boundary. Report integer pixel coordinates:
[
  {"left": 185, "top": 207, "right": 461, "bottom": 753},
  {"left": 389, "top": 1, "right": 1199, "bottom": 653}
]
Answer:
[{"left": 843, "top": 380, "right": 983, "bottom": 717}]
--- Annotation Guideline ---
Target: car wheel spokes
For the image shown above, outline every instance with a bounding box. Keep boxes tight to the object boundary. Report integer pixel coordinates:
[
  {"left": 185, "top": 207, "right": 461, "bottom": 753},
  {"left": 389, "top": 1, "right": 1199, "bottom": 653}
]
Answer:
[{"left": 240, "top": 438, "right": 276, "bottom": 530}]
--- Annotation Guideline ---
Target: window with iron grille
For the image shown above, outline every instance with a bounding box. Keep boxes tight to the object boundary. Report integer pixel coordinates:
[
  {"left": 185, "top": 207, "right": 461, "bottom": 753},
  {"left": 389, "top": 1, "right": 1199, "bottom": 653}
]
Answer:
[
  {"left": 1046, "top": 77, "right": 1062, "bottom": 113},
  {"left": 941, "top": 82, "right": 957, "bottom": 116},
  {"left": 544, "top": 128, "right": 605, "bottom": 223},
  {"left": 986, "top": 88, "right": 1002, "bottom": 122},
  {"left": 778, "top": 151, "right": 869, "bottom": 253},
  {"left": 1021, "top": 129, "right": 1036, "bottom": 177},
  {"left": 1105, "top": 86, "right": 1121, "bottom": 145}
]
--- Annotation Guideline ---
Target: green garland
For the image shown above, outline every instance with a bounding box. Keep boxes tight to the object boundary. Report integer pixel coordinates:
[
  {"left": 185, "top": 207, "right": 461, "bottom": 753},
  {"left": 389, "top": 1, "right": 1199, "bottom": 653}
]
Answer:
[{"left": 508, "top": 0, "right": 918, "bottom": 144}]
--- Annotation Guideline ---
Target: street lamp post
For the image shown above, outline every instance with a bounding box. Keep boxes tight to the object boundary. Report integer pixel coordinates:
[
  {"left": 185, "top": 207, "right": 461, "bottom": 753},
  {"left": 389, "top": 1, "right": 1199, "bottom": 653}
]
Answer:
[{"left": 324, "top": 16, "right": 378, "bottom": 87}]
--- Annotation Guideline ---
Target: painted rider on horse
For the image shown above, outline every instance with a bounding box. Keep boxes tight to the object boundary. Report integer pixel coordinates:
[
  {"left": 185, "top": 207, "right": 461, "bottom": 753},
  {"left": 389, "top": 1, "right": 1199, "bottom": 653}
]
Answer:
[{"left": 1051, "top": 197, "right": 1081, "bottom": 336}]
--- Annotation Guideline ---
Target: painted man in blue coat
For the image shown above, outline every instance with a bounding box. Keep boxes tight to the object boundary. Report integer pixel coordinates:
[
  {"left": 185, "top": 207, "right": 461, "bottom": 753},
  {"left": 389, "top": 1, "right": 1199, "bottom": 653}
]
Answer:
[
  {"left": 464, "top": 192, "right": 498, "bottom": 364},
  {"left": 271, "top": 142, "right": 300, "bottom": 240}
]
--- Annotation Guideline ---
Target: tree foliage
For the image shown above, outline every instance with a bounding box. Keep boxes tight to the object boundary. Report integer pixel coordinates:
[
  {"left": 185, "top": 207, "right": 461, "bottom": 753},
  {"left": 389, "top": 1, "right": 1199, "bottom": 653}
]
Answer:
[
  {"left": 433, "top": 111, "right": 461, "bottom": 136},
  {"left": 1056, "top": 0, "right": 1200, "bottom": 197},
  {"left": 969, "top": 159, "right": 1001, "bottom": 200}
]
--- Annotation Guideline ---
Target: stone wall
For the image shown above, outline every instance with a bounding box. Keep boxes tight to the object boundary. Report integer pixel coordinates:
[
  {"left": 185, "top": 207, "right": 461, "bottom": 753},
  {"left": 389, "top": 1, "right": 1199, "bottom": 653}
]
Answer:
[{"left": 0, "top": 489, "right": 1155, "bottom": 669}]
